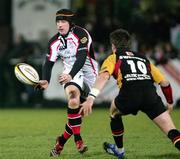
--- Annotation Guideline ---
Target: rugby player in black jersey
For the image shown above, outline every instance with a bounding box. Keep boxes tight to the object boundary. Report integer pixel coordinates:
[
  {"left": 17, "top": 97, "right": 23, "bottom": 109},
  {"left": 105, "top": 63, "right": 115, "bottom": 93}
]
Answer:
[
  {"left": 37, "top": 9, "right": 98, "bottom": 157},
  {"left": 80, "top": 29, "right": 180, "bottom": 158}
]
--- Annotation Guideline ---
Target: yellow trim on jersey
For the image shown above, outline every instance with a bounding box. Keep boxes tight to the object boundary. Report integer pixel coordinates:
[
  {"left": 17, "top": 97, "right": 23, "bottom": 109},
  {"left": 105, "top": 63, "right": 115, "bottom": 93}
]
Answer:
[
  {"left": 99, "top": 53, "right": 116, "bottom": 75},
  {"left": 150, "top": 64, "right": 166, "bottom": 84},
  {"left": 99, "top": 52, "right": 123, "bottom": 88},
  {"left": 99, "top": 53, "right": 166, "bottom": 88}
]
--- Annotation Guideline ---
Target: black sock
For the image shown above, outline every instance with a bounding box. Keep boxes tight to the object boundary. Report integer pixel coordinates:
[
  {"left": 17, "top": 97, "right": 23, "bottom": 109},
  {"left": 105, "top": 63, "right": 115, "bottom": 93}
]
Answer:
[
  {"left": 110, "top": 115, "right": 124, "bottom": 148},
  {"left": 57, "top": 135, "right": 67, "bottom": 147},
  {"left": 58, "top": 122, "right": 73, "bottom": 146},
  {"left": 74, "top": 134, "right": 82, "bottom": 142},
  {"left": 168, "top": 129, "right": 180, "bottom": 150}
]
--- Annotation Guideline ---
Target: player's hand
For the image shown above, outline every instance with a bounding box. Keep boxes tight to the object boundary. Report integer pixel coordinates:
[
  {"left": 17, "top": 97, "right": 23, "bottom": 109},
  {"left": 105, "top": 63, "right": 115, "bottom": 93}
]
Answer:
[
  {"left": 79, "top": 96, "right": 94, "bottom": 116},
  {"left": 59, "top": 74, "right": 72, "bottom": 85},
  {"left": 167, "top": 103, "right": 173, "bottom": 114},
  {"left": 35, "top": 80, "right": 49, "bottom": 90}
]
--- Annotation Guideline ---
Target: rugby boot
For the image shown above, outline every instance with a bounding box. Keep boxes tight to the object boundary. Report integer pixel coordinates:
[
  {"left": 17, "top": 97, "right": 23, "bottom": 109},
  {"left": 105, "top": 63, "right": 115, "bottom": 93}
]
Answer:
[
  {"left": 76, "top": 140, "right": 88, "bottom": 154},
  {"left": 50, "top": 137, "right": 63, "bottom": 157},
  {"left": 103, "top": 142, "right": 125, "bottom": 159}
]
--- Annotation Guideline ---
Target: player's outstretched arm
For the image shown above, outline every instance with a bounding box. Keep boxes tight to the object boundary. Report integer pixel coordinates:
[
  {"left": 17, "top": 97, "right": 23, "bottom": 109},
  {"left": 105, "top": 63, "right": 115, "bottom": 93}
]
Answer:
[
  {"left": 79, "top": 71, "right": 110, "bottom": 116},
  {"left": 160, "top": 80, "right": 173, "bottom": 113},
  {"left": 150, "top": 63, "right": 174, "bottom": 113}
]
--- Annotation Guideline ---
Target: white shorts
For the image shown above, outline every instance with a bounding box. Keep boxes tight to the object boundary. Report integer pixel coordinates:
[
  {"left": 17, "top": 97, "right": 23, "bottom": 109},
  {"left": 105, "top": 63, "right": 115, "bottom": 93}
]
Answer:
[{"left": 63, "top": 70, "right": 97, "bottom": 100}]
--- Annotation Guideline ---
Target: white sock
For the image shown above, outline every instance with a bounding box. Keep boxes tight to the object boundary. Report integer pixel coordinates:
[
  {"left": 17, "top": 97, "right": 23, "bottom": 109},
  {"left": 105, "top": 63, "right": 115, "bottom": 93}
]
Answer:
[{"left": 118, "top": 147, "right": 124, "bottom": 153}]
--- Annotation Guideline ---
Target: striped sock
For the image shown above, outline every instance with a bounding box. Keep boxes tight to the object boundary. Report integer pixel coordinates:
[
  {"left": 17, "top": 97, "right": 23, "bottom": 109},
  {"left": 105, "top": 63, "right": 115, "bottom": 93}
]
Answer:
[
  {"left": 110, "top": 115, "right": 124, "bottom": 148},
  {"left": 168, "top": 129, "right": 180, "bottom": 150},
  {"left": 63, "top": 122, "right": 73, "bottom": 139},
  {"left": 68, "top": 107, "right": 82, "bottom": 142},
  {"left": 57, "top": 123, "right": 73, "bottom": 147}
]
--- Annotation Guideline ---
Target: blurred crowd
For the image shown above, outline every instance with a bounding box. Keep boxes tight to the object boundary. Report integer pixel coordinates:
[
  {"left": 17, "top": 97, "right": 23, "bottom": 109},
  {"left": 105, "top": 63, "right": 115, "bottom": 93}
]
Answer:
[
  {"left": 0, "top": 34, "right": 44, "bottom": 107},
  {"left": 0, "top": 0, "right": 180, "bottom": 107},
  {"left": 0, "top": 29, "right": 179, "bottom": 107}
]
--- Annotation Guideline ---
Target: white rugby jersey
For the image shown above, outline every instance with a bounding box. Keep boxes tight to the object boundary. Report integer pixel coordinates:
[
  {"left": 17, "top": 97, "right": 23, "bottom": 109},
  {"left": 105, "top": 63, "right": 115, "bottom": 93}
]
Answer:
[{"left": 46, "top": 25, "right": 98, "bottom": 87}]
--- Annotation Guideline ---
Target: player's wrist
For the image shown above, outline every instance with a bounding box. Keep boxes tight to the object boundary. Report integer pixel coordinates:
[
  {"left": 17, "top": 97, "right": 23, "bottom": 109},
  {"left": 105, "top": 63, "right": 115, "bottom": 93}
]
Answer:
[
  {"left": 89, "top": 88, "right": 100, "bottom": 99},
  {"left": 68, "top": 74, "right": 72, "bottom": 80},
  {"left": 87, "top": 95, "right": 96, "bottom": 101},
  {"left": 161, "top": 84, "right": 173, "bottom": 104}
]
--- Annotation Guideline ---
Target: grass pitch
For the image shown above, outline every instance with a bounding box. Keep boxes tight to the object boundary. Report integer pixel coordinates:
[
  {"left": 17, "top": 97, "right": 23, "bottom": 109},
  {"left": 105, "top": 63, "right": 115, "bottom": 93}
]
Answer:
[{"left": 0, "top": 108, "right": 179, "bottom": 159}]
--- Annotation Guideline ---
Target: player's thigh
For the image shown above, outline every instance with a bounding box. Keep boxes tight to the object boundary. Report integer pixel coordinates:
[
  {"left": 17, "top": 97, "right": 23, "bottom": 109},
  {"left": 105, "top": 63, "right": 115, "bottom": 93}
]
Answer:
[
  {"left": 64, "top": 73, "right": 83, "bottom": 97},
  {"left": 142, "top": 95, "right": 166, "bottom": 120},
  {"left": 114, "top": 92, "right": 140, "bottom": 115}
]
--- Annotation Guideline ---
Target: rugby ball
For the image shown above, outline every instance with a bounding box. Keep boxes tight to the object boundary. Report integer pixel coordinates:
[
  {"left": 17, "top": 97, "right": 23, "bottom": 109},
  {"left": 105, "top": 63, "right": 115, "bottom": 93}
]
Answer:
[{"left": 14, "top": 63, "right": 40, "bottom": 85}]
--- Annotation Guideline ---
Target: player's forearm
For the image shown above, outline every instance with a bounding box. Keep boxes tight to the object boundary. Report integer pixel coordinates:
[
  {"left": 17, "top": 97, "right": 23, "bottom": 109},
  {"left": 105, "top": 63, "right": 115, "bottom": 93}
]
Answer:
[
  {"left": 94, "top": 72, "right": 110, "bottom": 90},
  {"left": 160, "top": 80, "right": 173, "bottom": 104},
  {"left": 42, "top": 58, "right": 54, "bottom": 82},
  {"left": 89, "top": 72, "right": 110, "bottom": 99}
]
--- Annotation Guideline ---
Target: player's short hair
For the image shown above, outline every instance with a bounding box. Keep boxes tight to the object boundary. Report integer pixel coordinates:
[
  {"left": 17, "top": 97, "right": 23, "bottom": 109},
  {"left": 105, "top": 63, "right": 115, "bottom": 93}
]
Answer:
[
  {"left": 110, "top": 29, "right": 131, "bottom": 49},
  {"left": 56, "top": 9, "right": 75, "bottom": 24}
]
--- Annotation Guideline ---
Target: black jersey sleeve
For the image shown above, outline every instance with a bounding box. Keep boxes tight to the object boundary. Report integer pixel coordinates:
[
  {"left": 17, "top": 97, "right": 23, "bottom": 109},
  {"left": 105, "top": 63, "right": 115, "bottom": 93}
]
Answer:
[
  {"left": 69, "top": 50, "right": 87, "bottom": 78},
  {"left": 42, "top": 57, "right": 55, "bottom": 82},
  {"left": 69, "top": 26, "right": 89, "bottom": 78}
]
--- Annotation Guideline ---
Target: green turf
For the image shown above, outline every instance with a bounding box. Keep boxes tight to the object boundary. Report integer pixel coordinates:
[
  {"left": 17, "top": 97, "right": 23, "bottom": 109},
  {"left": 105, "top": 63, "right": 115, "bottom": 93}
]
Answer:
[{"left": 0, "top": 108, "right": 179, "bottom": 159}]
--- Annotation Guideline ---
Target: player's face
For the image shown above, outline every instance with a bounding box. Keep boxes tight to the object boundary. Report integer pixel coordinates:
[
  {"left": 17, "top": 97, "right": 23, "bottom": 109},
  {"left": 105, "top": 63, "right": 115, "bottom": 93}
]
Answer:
[{"left": 56, "top": 20, "right": 70, "bottom": 35}]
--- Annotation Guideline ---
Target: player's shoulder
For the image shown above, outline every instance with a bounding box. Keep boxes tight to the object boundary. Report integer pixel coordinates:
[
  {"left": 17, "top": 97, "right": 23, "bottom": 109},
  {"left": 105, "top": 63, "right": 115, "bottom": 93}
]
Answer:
[
  {"left": 48, "top": 33, "right": 59, "bottom": 45},
  {"left": 105, "top": 52, "right": 116, "bottom": 61},
  {"left": 108, "top": 52, "right": 116, "bottom": 57},
  {"left": 72, "top": 25, "right": 89, "bottom": 38}
]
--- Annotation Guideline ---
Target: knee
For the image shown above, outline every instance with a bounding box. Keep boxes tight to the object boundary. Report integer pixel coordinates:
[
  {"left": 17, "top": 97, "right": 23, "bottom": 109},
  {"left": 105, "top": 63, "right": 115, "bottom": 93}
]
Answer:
[
  {"left": 68, "top": 98, "right": 79, "bottom": 107},
  {"left": 110, "top": 100, "right": 122, "bottom": 118},
  {"left": 110, "top": 107, "right": 121, "bottom": 119},
  {"left": 68, "top": 91, "right": 80, "bottom": 107}
]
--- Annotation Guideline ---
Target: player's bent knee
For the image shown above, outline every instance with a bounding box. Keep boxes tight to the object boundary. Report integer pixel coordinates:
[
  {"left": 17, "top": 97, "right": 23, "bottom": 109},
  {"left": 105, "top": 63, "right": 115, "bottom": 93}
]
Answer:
[
  {"left": 68, "top": 98, "right": 79, "bottom": 108},
  {"left": 67, "top": 90, "right": 80, "bottom": 107}
]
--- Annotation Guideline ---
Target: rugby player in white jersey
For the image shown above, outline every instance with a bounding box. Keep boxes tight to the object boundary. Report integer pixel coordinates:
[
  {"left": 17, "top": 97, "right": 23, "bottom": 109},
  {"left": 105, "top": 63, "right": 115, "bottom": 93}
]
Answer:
[{"left": 37, "top": 9, "right": 98, "bottom": 157}]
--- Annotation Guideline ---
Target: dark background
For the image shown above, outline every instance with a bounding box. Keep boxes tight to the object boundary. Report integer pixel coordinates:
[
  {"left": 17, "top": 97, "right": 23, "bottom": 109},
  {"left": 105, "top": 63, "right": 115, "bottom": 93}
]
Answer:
[{"left": 0, "top": 0, "right": 179, "bottom": 108}]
